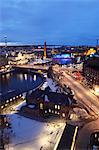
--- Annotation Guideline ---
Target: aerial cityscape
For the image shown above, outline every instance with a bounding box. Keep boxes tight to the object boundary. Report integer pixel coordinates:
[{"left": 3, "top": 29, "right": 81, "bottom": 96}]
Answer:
[{"left": 0, "top": 0, "right": 99, "bottom": 150}]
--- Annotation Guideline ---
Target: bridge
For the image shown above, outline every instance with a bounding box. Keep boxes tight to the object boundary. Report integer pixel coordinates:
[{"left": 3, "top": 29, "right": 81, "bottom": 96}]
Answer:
[{"left": 13, "top": 64, "right": 49, "bottom": 72}]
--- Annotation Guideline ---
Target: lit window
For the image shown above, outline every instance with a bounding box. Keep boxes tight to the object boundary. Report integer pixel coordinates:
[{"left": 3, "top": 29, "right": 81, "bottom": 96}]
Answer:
[
  {"left": 58, "top": 105, "right": 60, "bottom": 110},
  {"left": 1, "top": 105, "right": 4, "bottom": 109},
  {"left": 49, "top": 109, "right": 51, "bottom": 113},
  {"left": 52, "top": 110, "right": 54, "bottom": 113},
  {"left": 45, "top": 110, "right": 47, "bottom": 113},
  {"left": 6, "top": 100, "right": 9, "bottom": 103},
  {"left": 62, "top": 113, "right": 65, "bottom": 118},
  {"left": 5, "top": 104, "right": 8, "bottom": 107},
  {"left": 40, "top": 103, "right": 43, "bottom": 110},
  {"left": 10, "top": 98, "right": 12, "bottom": 101},
  {"left": 95, "top": 134, "right": 97, "bottom": 138},
  {"left": 55, "top": 105, "right": 57, "bottom": 109},
  {"left": 55, "top": 111, "right": 57, "bottom": 114},
  {"left": 4, "top": 117, "right": 7, "bottom": 122},
  {"left": 57, "top": 112, "right": 60, "bottom": 115}
]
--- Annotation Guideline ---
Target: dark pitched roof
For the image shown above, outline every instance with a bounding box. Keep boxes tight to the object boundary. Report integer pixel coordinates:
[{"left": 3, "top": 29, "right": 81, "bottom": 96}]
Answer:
[
  {"left": 27, "top": 89, "right": 43, "bottom": 100},
  {"left": 27, "top": 89, "right": 72, "bottom": 106},
  {"left": 43, "top": 92, "right": 70, "bottom": 106}
]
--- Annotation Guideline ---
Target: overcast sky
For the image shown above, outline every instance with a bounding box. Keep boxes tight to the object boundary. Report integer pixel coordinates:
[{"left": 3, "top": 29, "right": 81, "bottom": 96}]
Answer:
[{"left": 0, "top": 0, "right": 99, "bottom": 45}]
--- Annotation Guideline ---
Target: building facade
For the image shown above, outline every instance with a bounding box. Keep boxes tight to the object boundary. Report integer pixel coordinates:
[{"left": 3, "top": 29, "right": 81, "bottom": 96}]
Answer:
[
  {"left": 83, "top": 55, "right": 99, "bottom": 93},
  {"left": 21, "top": 89, "right": 74, "bottom": 119}
]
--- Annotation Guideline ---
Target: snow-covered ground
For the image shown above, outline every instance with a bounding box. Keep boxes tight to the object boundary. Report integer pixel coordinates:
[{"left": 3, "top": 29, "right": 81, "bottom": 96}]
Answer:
[
  {"left": 46, "top": 78, "right": 59, "bottom": 92},
  {"left": 2, "top": 101, "right": 26, "bottom": 115},
  {"left": 14, "top": 101, "right": 26, "bottom": 111},
  {"left": 3, "top": 88, "right": 65, "bottom": 150},
  {"left": 3, "top": 76, "right": 66, "bottom": 150},
  {"left": 5, "top": 113, "right": 65, "bottom": 150}
]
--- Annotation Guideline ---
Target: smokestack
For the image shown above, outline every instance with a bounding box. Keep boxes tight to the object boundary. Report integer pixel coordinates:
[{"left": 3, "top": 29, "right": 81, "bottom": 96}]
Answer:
[{"left": 44, "top": 41, "right": 47, "bottom": 59}]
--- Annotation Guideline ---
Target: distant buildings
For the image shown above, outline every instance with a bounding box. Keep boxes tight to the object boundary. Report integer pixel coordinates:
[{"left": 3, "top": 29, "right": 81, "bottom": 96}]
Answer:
[
  {"left": 0, "top": 55, "right": 8, "bottom": 68},
  {"left": 83, "top": 53, "right": 99, "bottom": 95},
  {"left": 8, "top": 52, "right": 35, "bottom": 65},
  {"left": 52, "top": 54, "right": 72, "bottom": 65},
  {"left": 0, "top": 55, "right": 10, "bottom": 73}
]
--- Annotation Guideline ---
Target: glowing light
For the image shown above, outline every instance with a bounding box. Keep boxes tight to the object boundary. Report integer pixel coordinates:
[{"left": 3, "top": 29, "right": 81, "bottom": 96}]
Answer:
[
  {"left": 1, "top": 105, "right": 4, "bottom": 109},
  {"left": 6, "top": 100, "right": 9, "bottom": 103},
  {"left": 94, "top": 85, "right": 99, "bottom": 96},
  {"left": 24, "top": 74, "right": 27, "bottom": 80},
  {"left": 5, "top": 103, "right": 8, "bottom": 107},
  {"left": 10, "top": 98, "right": 12, "bottom": 101}
]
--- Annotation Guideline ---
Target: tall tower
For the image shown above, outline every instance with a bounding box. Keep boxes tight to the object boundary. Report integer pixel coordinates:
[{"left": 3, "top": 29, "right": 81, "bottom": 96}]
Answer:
[{"left": 44, "top": 41, "right": 47, "bottom": 59}]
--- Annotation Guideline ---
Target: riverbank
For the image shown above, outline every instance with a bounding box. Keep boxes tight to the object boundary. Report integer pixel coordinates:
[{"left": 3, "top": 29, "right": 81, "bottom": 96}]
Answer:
[{"left": 0, "top": 69, "right": 45, "bottom": 111}]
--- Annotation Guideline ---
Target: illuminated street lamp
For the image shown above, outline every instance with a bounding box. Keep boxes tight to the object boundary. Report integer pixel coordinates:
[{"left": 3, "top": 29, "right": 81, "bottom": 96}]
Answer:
[{"left": 94, "top": 85, "right": 99, "bottom": 96}]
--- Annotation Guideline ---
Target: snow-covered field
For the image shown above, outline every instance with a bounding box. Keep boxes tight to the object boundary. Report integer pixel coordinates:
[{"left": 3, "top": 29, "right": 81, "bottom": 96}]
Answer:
[
  {"left": 3, "top": 77, "right": 66, "bottom": 150},
  {"left": 5, "top": 114, "right": 65, "bottom": 150}
]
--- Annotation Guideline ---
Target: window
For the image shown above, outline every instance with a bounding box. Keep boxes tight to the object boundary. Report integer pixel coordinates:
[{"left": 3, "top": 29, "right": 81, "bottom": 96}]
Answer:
[
  {"left": 55, "top": 105, "right": 60, "bottom": 109},
  {"left": 45, "top": 110, "right": 47, "bottom": 113},
  {"left": 52, "top": 110, "right": 54, "bottom": 113},
  {"left": 55, "top": 105, "right": 57, "bottom": 109},
  {"left": 40, "top": 103, "right": 43, "bottom": 110},
  {"left": 62, "top": 113, "right": 65, "bottom": 118},
  {"left": 6, "top": 100, "right": 9, "bottom": 103},
  {"left": 95, "top": 134, "right": 97, "bottom": 138},
  {"left": 49, "top": 109, "right": 51, "bottom": 113},
  {"left": 55, "top": 111, "right": 57, "bottom": 114},
  {"left": 10, "top": 98, "right": 12, "bottom": 101},
  {"left": 1, "top": 105, "right": 4, "bottom": 109},
  {"left": 58, "top": 105, "right": 60, "bottom": 110}
]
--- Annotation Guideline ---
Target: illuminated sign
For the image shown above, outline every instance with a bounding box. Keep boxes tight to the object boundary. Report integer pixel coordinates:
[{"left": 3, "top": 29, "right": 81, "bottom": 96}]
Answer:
[{"left": 53, "top": 54, "right": 72, "bottom": 65}]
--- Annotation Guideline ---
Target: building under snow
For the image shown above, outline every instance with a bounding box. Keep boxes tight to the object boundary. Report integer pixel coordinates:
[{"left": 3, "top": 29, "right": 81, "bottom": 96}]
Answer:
[{"left": 21, "top": 88, "right": 75, "bottom": 119}]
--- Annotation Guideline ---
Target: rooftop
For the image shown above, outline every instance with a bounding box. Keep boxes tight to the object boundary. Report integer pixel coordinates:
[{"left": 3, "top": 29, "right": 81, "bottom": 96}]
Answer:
[{"left": 27, "top": 88, "right": 72, "bottom": 106}]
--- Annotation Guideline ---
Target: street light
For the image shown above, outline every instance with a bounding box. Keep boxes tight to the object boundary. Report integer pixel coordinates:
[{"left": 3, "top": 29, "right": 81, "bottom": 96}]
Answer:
[{"left": 94, "top": 85, "right": 99, "bottom": 96}]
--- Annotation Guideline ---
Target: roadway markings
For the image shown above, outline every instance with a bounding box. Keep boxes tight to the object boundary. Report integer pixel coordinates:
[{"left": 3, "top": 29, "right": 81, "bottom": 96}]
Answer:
[{"left": 70, "top": 126, "right": 79, "bottom": 150}]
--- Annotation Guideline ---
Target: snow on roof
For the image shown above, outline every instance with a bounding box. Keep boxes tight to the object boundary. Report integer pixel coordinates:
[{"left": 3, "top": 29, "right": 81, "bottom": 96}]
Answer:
[
  {"left": 28, "top": 104, "right": 35, "bottom": 109},
  {"left": 15, "top": 101, "right": 26, "bottom": 111},
  {"left": 41, "top": 81, "right": 48, "bottom": 90},
  {"left": 46, "top": 78, "right": 58, "bottom": 92},
  {"left": 44, "top": 95, "right": 50, "bottom": 102}
]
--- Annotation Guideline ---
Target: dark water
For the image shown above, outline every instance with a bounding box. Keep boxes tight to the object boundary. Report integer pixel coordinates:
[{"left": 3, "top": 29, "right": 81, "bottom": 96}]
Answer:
[{"left": 0, "top": 71, "right": 43, "bottom": 103}]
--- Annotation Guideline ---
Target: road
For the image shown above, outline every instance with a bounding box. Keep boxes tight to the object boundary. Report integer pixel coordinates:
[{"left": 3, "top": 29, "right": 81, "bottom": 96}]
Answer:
[
  {"left": 14, "top": 64, "right": 49, "bottom": 71},
  {"left": 52, "top": 66, "right": 99, "bottom": 118},
  {"left": 76, "top": 118, "right": 99, "bottom": 149}
]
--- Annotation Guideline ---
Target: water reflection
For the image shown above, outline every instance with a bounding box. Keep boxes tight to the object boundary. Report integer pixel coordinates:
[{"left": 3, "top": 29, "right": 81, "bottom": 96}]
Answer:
[
  {"left": 0, "top": 71, "right": 42, "bottom": 97},
  {"left": 24, "top": 74, "right": 27, "bottom": 80}
]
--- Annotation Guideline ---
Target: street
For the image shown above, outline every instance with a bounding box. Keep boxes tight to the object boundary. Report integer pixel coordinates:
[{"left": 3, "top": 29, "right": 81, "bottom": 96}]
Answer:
[{"left": 52, "top": 66, "right": 99, "bottom": 118}]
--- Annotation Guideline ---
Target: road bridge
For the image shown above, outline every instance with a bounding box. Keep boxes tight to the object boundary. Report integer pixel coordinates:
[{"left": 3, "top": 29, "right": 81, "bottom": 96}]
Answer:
[{"left": 13, "top": 64, "right": 49, "bottom": 72}]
